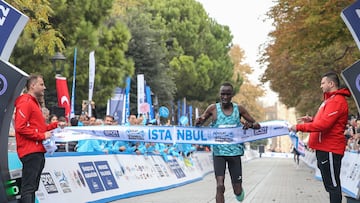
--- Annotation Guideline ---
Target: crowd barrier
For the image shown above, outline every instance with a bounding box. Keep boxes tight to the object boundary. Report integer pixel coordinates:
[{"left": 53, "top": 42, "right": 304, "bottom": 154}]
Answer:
[
  {"left": 8, "top": 149, "right": 262, "bottom": 203},
  {"left": 8, "top": 151, "right": 214, "bottom": 203},
  {"left": 301, "top": 150, "right": 360, "bottom": 199},
  {"left": 10, "top": 149, "right": 360, "bottom": 202}
]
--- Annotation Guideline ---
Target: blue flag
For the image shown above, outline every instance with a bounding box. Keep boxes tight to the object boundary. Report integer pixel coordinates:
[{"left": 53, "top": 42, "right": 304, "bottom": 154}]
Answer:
[
  {"left": 341, "top": 1, "right": 360, "bottom": 51},
  {"left": 341, "top": 60, "right": 360, "bottom": 113},
  {"left": 70, "top": 48, "right": 77, "bottom": 119},
  {"left": 124, "top": 77, "right": 131, "bottom": 124},
  {"left": 0, "top": 59, "right": 28, "bottom": 201},
  {"left": 0, "top": 0, "right": 29, "bottom": 61}
]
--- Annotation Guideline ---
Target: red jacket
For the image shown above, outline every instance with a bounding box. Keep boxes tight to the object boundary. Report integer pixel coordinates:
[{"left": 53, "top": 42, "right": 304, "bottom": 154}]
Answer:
[
  {"left": 296, "top": 88, "right": 351, "bottom": 155},
  {"left": 14, "top": 94, "right": 58, "bottom": 158}
]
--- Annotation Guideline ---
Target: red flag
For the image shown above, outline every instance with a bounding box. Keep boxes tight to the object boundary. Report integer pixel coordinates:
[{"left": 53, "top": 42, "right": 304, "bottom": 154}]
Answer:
[{"left": 56, "top": 76, "right": 70, "bottom": 120}]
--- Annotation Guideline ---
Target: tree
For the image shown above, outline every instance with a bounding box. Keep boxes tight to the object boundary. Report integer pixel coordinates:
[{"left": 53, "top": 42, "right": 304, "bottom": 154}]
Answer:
[
  {"left": 147, "top": 0, "right": 239, "bottom": 102},
  {"left": 261, "top": 0, "right": 359, "bottom": 115},
  {"left": 123, "top": 7, "right": 176, "bottom": 114},
  {"left": 10, "top": 0, "right": 134, "bottom": 116},
  {"left": 169, "top": 54, "right": 213, "bottom": 101},
  {"left": 230, "top": 45, "right": 265, "bottom": 122},
  {"left": 121, "top": 0, "right": 240, "bottom": 115},
  {"left": 8, "top": 0, "right": 254, "bottom": 118},
  {"left": 7, "top": 0, "right": 65, "bottom": 56},
  {"left": 50, "top": 0, "right": 134, "bottom": 111},
  {"left": 8, "top": 0, "right": 66, "bottom": 108}
]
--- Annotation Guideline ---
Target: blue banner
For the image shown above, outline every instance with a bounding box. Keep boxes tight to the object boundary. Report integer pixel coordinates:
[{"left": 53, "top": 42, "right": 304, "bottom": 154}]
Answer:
[
  {"left": 108, "top": 87, "right": 125, "bottom": 124},
  {"left": 145, "top": 85, "right": 154, "bottom": 120},
  {"left": 341, "top": 1, "right": 360, "bottom": 51},
  {"left": 78, "top": 162, "right": 104, "bottom": 193},
  {"left": 0, "top": 0, "right": 28, "bottom": 61},
  {"left": 341, "top": 60, "right": 360, "bottom": 113},
  {"left": 52, "top": 120, "right": 290, "bottom": 145},
  {"left": 124, "top": 77, "right": 131, "bottom": 124},
  {"left": 0, "top": 59, "right": 28, "bottom": 202},
  {"left": 70, "top": 47, "right": 77, "bottom": 119},
  {"left": 189, "top": 105, "right": 192, "bottom": 126},
  {"left": 93, "top": 161, "right": 118, "bottom": 191}
]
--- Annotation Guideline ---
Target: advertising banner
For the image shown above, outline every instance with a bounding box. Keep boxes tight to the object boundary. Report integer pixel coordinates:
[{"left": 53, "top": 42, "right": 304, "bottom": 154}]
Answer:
[
  {"left": 306, "top": 150, "right": 360, "bottom": 199},
  {"left": 70, "top": 47, "right": 77, "bottom": 119},
  {"left": 124, "top": 77, "right": 131, "bottom": 124},
  {"left": 31, "top": 152, "right": 212, "bottom": 203},
  {"left": 137, "top": 74, "right": 145, "bottom": 114},
  {"left": 52, "top": 120, "right": 290, "bottom": 145},
  {"left": 341, "top": 60, "right": 360, "bottom": 113},
  {"left": 107, "top": 87, "right": 125, "bottom": 124},
  {"left": 341, "top": 1, "right": 360, "bottom": 51},
  {"left": 0, "top": 0, "right": 29, "bottom": 61},
  {"left": 0, "top": 59, "right": 28, "bottom": 202},
  {"left": 340, "top": 152, "right": 360, "bottom": 199},
  {"left": 88, "top": 51, "right": 95, "bottom": 116}
]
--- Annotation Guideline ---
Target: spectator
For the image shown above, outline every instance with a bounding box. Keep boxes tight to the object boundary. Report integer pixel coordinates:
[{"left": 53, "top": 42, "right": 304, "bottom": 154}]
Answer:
[
  {"left": 76, "top": 116, "right": 109, "bottom": 153},
  {"left": 42, "top": 107, "right": 50, "bottom": 122},
  {"left": 104, "top": 115, "right": 115, "bottom": 125},
  {"left": 113, "top": 115, "right": 136, "bottom": 153},
  {"left": 14, "top": 74, "right": 65, "bottom": 202},
  {"left": 126, "top": 114, "right": 138, "bottom": 126},
  {"left": 89, "top": 116, "right": 96, "bottom": 126},
  {"left": 112, "top": 141, "right": 133, "bottom": 153},
  {"left": 292, "top": 147, "right": 300, "bottom": 166},
  {"left": 78, "top": 114, "right": 88, "bottom": 126},
  {"left": 67, "top": 117, "right": 79, "bottom": 152},
  {"left": 70, "top": 117, "right": 79, "bottom": 126},
  {"left": 55, "top": 116, "right": 68, "bottom": 152},
  {"left": 290, "top": 71, "right": 350, "bottom": 203},
  {"left": 48, "top": 114, "right": 58, "bottom": 124},
  {"left": 100, "top": 115, "right": 115, "bottom": 152}
]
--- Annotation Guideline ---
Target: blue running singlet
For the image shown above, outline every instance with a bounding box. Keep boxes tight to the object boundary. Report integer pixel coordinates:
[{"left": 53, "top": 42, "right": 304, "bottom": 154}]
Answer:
[{"left": 211, "top": 103, "right": 244, "bottom": 156}]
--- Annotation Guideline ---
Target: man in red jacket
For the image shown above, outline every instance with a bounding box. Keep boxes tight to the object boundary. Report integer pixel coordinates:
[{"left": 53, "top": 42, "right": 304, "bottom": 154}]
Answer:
[
  {"left": 15, "top": 74, "right": 60, "bottom": 203},
  {"left": 290, "top": 71, "right": 351, "bottom": 203}
]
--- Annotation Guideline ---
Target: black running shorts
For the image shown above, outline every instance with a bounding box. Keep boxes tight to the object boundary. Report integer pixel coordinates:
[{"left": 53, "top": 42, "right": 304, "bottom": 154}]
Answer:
[{"left": 213, "top": 155, "right": 242, "bottom": 183}]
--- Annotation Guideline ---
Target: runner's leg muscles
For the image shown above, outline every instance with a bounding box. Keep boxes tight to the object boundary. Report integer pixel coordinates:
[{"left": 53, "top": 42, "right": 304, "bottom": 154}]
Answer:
[
  {"left": 213, "top": 156, "right": 226, "bottom": 203},
  {"left": 216, "top": 176, "right": 225, "bottom": 203}
]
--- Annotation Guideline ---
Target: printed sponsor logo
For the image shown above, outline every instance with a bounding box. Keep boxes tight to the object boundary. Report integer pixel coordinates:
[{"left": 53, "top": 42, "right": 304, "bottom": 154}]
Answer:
[
  {"left": 356, "top": 74, "right": 360, "bottom": 92},
  {"left": 79, "top": 162, "right": 104, "bottom": 193},
  {"left": 254, "top": 127, "right": 268, "bottom": 135},
  {"left": 212, "top": 131, "right": 234, "bottom": 142},
  {"left": 0, "top": 74, "right": 8, "bottom": 95},
  {"left": 126, "top": 129, "right": 145, "bottom": 140},
  {"left": 103, "top": 130, "right": 120, "bottom": 137},
  {"left": 94, "top": 161, "right": 118, "bottom": 190},
  {"left": 40, "top": 172, "right": 58, "bottom": 194}
]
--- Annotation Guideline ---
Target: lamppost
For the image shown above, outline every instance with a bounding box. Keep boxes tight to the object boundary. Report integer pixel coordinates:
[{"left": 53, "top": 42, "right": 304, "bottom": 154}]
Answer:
[{"left": 50, "top": 52, "right": 66, "bottom": 75}]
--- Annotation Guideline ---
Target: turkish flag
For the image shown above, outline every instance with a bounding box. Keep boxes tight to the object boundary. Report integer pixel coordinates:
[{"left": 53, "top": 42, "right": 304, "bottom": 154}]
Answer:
[{"left": 56, "top": 76, "right": 70, "bottom": 120}]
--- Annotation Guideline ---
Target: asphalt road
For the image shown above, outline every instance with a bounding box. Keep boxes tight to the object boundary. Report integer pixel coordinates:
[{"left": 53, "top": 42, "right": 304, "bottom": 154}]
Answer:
[{"left": 111, "top": 157, "right": 347, "bottom": 203}]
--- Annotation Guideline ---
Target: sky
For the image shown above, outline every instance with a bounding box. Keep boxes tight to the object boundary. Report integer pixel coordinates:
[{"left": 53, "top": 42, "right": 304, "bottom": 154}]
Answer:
[{"left": 196, "top": 0, "right": 278, "bottom": 105}]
